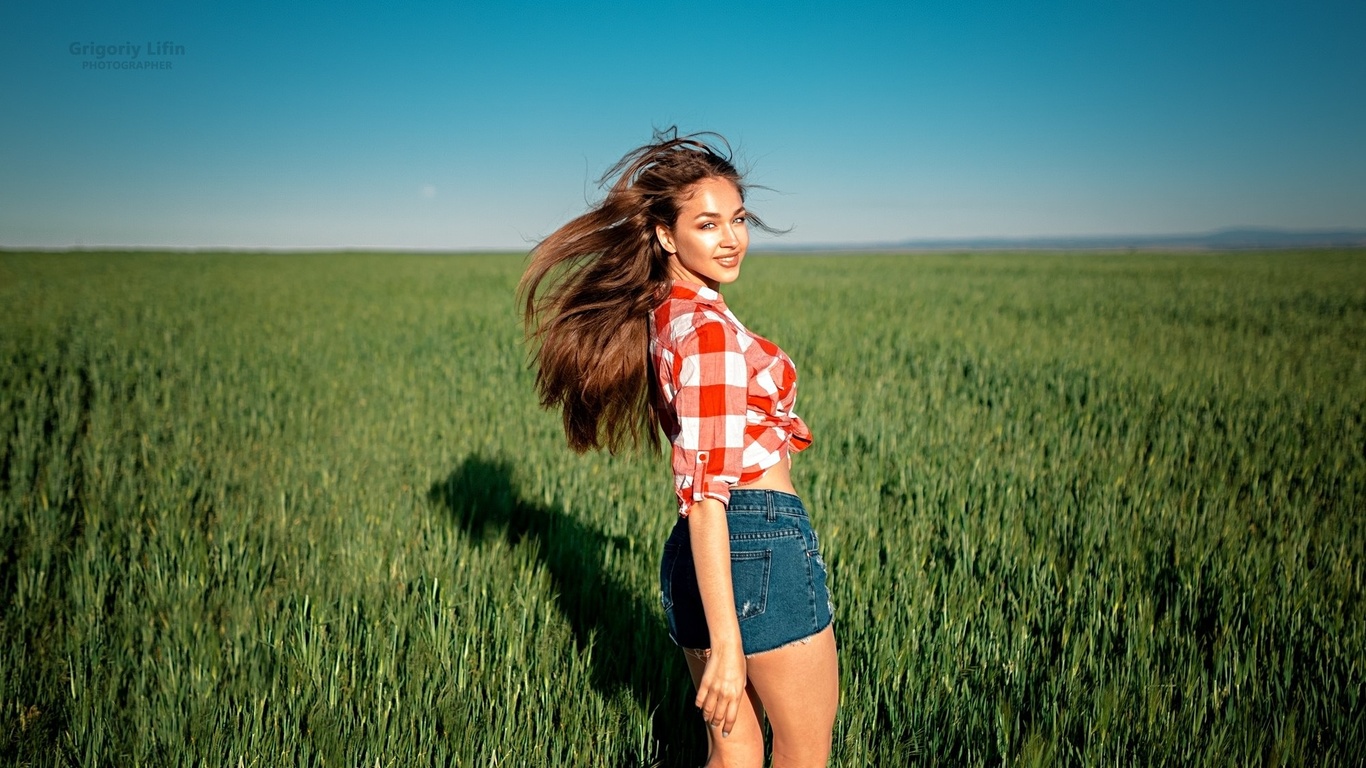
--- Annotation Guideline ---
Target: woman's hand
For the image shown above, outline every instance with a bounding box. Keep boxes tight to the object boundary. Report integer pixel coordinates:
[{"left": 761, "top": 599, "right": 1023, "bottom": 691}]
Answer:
[
  {"left": 695, "top": 641, "right": 746, "bottom": 736},
  {"left": 686, "top": 497, "right": 747, "bottom": 737}
]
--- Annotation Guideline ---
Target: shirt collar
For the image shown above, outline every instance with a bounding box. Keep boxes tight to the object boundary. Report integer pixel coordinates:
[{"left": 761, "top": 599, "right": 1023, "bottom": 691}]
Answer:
[{"left": 668, "top": 280, "right": 726, "bottom": 308}]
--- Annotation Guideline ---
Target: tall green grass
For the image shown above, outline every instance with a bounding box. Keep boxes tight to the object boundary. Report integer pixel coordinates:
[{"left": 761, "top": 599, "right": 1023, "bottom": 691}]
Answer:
[{"left": 1, "top": 250, "right": 1362, "bottom": 765}]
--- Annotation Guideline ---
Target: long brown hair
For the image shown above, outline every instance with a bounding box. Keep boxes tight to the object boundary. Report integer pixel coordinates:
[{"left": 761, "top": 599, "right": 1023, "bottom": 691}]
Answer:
[{"left": 519, "top": 129, "right": 775, "bottom": 453}]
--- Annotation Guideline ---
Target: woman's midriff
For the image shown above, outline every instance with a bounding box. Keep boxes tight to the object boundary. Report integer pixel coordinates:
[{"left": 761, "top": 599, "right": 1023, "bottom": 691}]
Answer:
[{"left": 733, "top": 454, "right": 797, "bottom": 496}]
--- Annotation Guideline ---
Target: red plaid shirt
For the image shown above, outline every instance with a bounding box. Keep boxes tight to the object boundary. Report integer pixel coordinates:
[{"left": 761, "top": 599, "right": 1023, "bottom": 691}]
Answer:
[{"left": 650, "top": 281, "right": 813, "bottom": 515}]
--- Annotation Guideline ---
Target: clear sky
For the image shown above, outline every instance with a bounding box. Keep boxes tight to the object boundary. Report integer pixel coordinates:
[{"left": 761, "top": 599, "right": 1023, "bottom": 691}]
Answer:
[{"left": 2, "top": 0, "right": 1363, "bottom": 250}]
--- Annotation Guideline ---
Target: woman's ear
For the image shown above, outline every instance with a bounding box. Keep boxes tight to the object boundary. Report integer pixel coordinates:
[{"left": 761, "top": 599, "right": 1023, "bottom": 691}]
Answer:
[{"left": 655, "top": 224, "right": 676, "bottom": 254}]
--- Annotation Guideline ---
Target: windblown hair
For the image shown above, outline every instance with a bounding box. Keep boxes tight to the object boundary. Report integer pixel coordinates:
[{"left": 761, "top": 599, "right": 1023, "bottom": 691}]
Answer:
[{"left": 519, "top": 129, "right": 775, "bottom": 453}]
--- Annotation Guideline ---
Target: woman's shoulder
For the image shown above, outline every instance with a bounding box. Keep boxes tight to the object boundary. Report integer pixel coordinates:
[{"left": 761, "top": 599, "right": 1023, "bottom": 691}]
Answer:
[{"left": 654, "top": 295, "right": 740, "bottom": 344}]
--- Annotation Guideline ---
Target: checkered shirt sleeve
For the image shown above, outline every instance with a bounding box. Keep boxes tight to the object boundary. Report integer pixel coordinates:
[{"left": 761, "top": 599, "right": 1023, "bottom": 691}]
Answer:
[{"left": 670, "top": 317, "right": 749, "bottom": 509}]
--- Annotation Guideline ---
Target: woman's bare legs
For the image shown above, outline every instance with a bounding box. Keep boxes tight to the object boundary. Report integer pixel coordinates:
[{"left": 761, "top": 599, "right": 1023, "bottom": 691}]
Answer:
[
  {"left": 748, "top": 625, "right": 839, "bottom": 767},
  {"left": 683, "top": 625, "right": 839, "bottom": 768}
]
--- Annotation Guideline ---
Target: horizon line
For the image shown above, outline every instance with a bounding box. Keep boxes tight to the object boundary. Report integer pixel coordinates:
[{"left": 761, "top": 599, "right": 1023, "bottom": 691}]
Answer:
[{"left": 4, "top": 226, "right": 1366, "bottom": 255}]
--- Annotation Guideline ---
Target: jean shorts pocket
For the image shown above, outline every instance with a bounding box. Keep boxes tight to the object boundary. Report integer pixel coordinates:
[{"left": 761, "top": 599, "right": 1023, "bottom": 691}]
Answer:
[{"left": 730, "top": 550, "right": 771, "bottom": 621}]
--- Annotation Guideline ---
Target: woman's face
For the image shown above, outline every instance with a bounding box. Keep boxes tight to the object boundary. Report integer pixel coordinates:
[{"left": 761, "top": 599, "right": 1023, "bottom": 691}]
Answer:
[{"left": 656, "top": 177, "right": 749, "bottom": 291}]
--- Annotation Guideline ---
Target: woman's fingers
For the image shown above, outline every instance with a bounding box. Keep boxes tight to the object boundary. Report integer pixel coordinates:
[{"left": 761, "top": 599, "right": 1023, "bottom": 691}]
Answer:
[
  {"left": 721, "top": 691, "right": 740, "bottom": 736},
  {"left": 694, "top": 671, "right": 720, "bottom": 715},
  {"left": 695, "top": 651, "right": 746, "bottom": 736}
]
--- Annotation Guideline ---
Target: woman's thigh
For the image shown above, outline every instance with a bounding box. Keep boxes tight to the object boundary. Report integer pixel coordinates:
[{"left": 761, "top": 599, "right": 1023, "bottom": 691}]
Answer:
[{"left": 745, "top": 624, "right": 839, "bottom": 766}]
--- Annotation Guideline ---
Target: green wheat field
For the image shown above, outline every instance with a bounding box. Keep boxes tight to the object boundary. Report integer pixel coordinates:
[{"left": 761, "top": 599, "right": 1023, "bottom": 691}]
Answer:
[{"left": 1, "top": 249, "right": 1362, "bottom": 766}]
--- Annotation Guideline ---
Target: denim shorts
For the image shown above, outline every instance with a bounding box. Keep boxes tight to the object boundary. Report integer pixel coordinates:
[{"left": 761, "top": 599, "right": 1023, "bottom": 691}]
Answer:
[{"left": 659, "top": 489, "right": 834, "bottom": 656}]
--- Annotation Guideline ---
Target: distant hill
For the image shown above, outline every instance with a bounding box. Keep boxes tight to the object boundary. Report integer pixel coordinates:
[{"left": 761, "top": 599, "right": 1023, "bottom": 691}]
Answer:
[{"left": 757, "top": 227, "right": 1366, "bottom": 252}]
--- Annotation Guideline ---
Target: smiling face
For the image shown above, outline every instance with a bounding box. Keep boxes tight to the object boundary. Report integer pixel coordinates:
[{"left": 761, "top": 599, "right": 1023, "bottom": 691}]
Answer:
[{"left": 655, "top": 176, "right": 750, "bottom": 291}]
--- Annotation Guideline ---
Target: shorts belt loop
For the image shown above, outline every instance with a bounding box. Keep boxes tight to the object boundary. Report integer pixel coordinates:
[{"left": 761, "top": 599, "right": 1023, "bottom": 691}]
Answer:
[{"left": 766, "top": 491, "right": 776, "bottom": 522}]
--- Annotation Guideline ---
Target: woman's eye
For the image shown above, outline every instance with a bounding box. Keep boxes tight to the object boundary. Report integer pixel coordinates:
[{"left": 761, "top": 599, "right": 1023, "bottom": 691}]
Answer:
[
  {"left": 734, "top": 216, "right": 748, "bottom": 225},
  {"left": 700, "top": 222, "right": 715, "bottom": 229}
]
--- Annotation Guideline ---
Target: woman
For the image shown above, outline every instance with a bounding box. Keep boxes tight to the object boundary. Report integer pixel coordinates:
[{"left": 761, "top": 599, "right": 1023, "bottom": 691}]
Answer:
[{"left": 519, "top": 130, "right": 838, "bottom": 767}]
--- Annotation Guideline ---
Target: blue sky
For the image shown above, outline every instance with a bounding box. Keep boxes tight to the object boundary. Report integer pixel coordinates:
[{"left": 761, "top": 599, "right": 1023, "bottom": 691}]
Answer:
[{"left": 2, "top": 0, "right": 1363, "bottom": 250}]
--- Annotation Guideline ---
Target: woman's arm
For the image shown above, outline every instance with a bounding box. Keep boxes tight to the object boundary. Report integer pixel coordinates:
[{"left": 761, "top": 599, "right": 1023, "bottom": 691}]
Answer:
[
  {"left": 664, "top": 314, "right": 749, "bottom": 735},
  {"left": 687, "top": 497, "right": 745, "bottom": 738}
]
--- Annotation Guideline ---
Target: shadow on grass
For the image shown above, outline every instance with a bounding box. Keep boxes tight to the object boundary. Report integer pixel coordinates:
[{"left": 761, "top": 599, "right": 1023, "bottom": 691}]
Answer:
[{"left": 428, "top": 455, "right": 701, "bottom": 766}]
